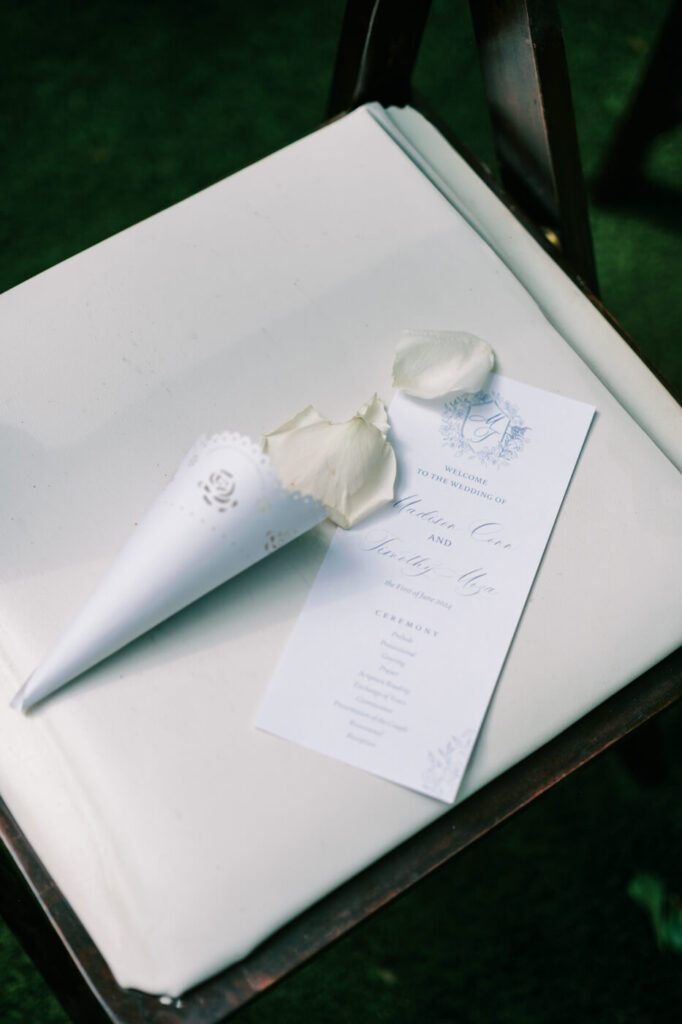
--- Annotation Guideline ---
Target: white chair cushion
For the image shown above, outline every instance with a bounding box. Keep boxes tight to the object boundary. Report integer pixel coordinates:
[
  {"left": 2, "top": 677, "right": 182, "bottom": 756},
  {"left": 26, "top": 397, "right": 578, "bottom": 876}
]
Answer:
[{"left": 1, "top": 104, "right": 680, "bottom": 995}]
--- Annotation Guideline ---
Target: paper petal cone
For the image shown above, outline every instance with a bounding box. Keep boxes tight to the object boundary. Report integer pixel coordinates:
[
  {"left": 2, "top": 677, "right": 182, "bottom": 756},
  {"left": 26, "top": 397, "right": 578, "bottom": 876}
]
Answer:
[{"left": 12, "top": 433, "right": 326, "bottom": 711}]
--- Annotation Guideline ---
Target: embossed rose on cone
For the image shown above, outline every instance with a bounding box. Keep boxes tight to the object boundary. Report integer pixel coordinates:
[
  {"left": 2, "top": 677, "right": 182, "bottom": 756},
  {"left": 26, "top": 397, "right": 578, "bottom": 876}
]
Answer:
[{"left": 198, "top": 469, "right": 237, "bottom": 511}]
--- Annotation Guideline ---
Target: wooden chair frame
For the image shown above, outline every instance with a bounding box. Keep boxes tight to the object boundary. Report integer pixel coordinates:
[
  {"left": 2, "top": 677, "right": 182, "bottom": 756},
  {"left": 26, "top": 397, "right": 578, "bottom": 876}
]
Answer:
[
  {"left": 328, "top": 0, "right": 599, "bottom": 292},
  {"left": 2, "top": 3, "right": 680, "bottom": 1021}
]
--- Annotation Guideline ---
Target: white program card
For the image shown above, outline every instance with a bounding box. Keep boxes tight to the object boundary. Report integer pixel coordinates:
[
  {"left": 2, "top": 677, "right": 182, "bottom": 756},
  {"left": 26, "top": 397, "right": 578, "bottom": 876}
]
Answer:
[{"left": 256, "top": 375, "right": 595, "bottom": 802}]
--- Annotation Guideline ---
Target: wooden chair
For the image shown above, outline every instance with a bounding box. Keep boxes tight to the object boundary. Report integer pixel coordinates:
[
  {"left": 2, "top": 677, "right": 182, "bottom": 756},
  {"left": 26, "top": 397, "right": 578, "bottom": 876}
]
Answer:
[{"left": 1, "top": 3, "right": 680, "bottom": 1022}]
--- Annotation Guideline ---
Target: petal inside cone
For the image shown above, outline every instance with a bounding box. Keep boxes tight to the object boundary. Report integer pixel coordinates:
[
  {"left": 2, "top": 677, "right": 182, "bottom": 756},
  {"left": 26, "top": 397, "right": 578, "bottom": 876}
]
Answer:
[
  {"left": 263, "top": 396, "right": 396, "bottom": 529},
  {"left": 356, "top": 393, "right": 389, "bottom": 436},
  {"left": 392, "top": 329, "right": 495, "bottom": 399}
]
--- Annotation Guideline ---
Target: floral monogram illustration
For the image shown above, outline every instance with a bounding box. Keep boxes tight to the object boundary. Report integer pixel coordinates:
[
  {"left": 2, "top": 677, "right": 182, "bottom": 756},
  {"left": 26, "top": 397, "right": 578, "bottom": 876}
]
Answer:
[
  {"left": 441, "top": 391, "right": 530, "bottom": 466},
  {"left": 422, "top": 729, "right": 476, "bottom": 800},
  {"left": 198, "top": 469, "right": 238, "bottom": 511}
]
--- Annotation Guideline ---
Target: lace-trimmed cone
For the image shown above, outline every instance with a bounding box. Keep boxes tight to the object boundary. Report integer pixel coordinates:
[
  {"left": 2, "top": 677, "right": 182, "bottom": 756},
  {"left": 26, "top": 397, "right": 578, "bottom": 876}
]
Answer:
[{"left": 11, "top": 432, "right": 328, "bottom": 712}]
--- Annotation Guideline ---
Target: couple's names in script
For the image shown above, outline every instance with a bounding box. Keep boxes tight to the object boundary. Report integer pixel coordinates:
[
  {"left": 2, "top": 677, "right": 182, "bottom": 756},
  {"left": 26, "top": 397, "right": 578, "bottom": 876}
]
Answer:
[
  {"left": 359, "top": 493, "right": 513, "bottom": 598},
  {"left": 394, "top": 493, "right": 513, "bottom": 551}
]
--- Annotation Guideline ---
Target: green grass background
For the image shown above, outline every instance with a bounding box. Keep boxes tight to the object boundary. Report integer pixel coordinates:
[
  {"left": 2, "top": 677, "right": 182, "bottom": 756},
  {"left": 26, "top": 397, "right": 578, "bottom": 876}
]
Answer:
[{"left": 1, "top": 1, "right": 681, "bottom": 1021}]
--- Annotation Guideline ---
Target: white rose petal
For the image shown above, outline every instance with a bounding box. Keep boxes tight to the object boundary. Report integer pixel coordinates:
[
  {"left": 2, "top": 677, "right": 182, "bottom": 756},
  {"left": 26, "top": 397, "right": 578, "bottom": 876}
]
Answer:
[
  {"left": 393, "top": 329, "right": 495, "bottom": 399},
  {"left": 356, "top": 393, "right": 390, "bottom": 436},
  {"left": 263, "top": 395, "right": 396, "bottom": 528}
]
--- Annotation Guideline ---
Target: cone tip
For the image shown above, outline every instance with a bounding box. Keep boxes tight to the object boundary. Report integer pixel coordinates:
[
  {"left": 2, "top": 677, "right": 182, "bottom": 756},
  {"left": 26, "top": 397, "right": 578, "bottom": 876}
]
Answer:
[
  {"left": 10, "top": 684, "right": 29, "bottom": 712},
  {"left": 10, "top": 677, "right": 40, "bottom": 713}
]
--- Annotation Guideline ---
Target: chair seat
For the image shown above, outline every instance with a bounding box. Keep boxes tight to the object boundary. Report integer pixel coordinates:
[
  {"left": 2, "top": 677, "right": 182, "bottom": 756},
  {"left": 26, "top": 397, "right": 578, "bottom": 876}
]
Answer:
[{"left": 1, "top": 103, "right": 680, "bottom": 997}]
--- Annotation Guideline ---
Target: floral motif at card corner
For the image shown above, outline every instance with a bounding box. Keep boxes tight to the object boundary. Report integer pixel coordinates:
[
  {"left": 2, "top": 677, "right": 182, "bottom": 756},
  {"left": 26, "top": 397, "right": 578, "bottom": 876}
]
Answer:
[
  {"left": 440, "top": 391, "right": 530, "bottom": 467},
  {"left": 422, "top": 729, "right": 476, "bottom": 801}
]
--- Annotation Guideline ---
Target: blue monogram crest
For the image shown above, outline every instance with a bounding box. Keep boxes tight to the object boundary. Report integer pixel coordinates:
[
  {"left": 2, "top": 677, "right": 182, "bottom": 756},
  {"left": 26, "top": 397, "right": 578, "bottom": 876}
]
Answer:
[{"left": 441, "top": 391, "right": 529, "bottom": 466}]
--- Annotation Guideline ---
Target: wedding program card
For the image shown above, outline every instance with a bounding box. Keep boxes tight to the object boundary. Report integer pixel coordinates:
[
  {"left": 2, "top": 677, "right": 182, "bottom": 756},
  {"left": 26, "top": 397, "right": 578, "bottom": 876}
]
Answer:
[{"left": 256, "top": 376, "right": 595, "bottom": 802}]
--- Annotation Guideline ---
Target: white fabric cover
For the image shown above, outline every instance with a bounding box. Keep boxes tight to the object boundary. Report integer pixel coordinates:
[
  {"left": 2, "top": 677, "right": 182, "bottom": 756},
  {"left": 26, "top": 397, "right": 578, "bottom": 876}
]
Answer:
[{"left": 0, "top": 105, "right": 680, "bottom": 996}]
